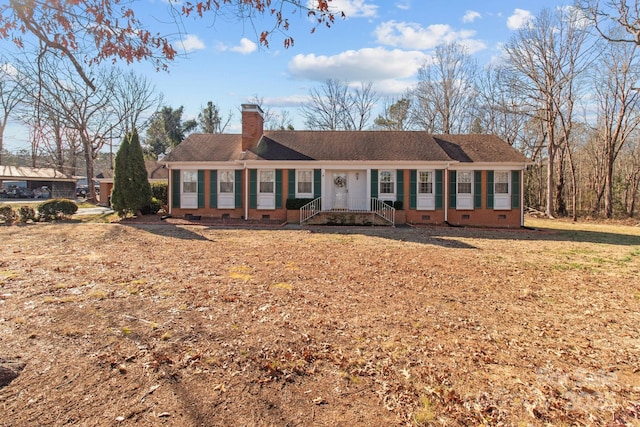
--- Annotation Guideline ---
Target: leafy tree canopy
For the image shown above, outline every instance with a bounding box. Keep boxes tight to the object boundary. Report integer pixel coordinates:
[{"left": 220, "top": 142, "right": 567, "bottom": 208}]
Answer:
[{"left": 144, "top": 106, "right": 197, "bottom": 158}]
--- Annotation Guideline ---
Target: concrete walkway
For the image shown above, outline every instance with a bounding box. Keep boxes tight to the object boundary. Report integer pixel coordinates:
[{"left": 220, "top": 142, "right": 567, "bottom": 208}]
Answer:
[{"left": 75, "top": 206, "right": 114, "bottom": 216}]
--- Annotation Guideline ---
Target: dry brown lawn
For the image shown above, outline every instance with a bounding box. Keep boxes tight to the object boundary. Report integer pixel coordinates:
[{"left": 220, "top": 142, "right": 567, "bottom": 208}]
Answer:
[{"left": 1, "top": 217, "right": 639, "bottom": 426}]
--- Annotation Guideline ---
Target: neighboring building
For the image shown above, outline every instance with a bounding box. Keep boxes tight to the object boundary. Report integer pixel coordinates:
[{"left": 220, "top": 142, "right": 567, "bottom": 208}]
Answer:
[
  {"left": 0, "top": 166, "right": 75, "bottom": 198},
  {"left": 96, "top": 161, "right": 168, "bottom": 206},
  {"left": 161, "top": 104, "right": 530, "bottom": 227}
]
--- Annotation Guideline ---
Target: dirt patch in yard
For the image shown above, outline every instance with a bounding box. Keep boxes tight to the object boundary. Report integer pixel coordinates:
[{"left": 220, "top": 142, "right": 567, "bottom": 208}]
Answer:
[{"left": 1, "top": 218, "right": 639, "bottom": 426}]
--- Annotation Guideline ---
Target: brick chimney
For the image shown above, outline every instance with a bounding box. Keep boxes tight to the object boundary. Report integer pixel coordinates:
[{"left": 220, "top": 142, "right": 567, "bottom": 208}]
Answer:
[{"left": 241, "top": 104, "right": 264, "bottom": 152}]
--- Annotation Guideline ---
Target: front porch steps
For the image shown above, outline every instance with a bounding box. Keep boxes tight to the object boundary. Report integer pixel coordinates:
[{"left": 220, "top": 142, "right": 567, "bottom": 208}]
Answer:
[{"left": 302, "top": 210, "right": 393, "bottom": 226}]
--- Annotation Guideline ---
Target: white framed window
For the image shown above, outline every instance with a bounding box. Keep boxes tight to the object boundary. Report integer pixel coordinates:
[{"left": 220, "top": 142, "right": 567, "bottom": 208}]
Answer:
[
  {"left": 494, "top": 170, "right": 511, "bottom": 210},
  {"left": 218, "top": 170, "right": 235, "bottom": 209},
  {"left": 259, "top": 170, "right": 275, "bottom": 194},
  {"left": 181, "top": 170, "right": 198, "bottom": 209},
  {"left": 456, "top": 171, "right": 473, "bottom": 210},
  {"left": 457, "top": 171, "right": 472, "bottom": 194},
  {"left": 219, "top": 170, "right": 234, "bottom": 193},
  {"left": 182, "top": 171, "right": 197, "bottom": 194},
  {"left": 296, "top": 170, "right": 313, "bottom": 196},
  {"left": 418, "top": 171, "right": 433, "bottom": 194},
  {"left": 417, "top": 170, "right": 435, "bottom": 210},
  {"left": 257, "top": 169, "right": 275, "bottom": 209},
  {"left": 494, "top": 171, "right": 509, "bottom": 194},
  {"left": 379, "top": 170, "right": 395, "bottom": 195}
]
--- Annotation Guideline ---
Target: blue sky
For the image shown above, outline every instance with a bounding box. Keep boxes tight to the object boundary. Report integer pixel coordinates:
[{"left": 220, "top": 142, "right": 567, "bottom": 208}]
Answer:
[{"left": 3, "top": 0, "right": 569, "bottom": 151}]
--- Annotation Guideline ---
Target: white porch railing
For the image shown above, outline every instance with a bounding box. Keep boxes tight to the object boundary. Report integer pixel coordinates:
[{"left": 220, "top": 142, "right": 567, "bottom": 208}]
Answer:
[
  {"left": 300, "top": 197, "right": 322, "bottom": 223},
  {"left": 300, "top": 197, "right": 395, "bottom": 225},
  {"left": 370, "top": 198, "right": 395, "bottom": 224}
]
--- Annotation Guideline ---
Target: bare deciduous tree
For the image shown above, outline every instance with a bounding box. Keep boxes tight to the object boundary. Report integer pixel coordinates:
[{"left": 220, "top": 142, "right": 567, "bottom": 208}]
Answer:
[
  {"left": 112, "top": 70, "right": 162, "bottom": 137},
  {"left": 591, "top": 38, "right": 640, "bottom": 217},
  {"left": 14, "top": 46, "right": 158, "bottom": 201},
  {"left": 410, "top": 42, "right": 477, "bottom": 134},
  {"left": 300, "top": 79, "right": 378, "bottom": 131},
  {"left": 504, "top": 8, "right": 593, "bottom": 218},
  {"left": 0, "top": 60, "right": 22, "bottom": 165},
  {"left": 474, "top": 65, "right": 527, "bottom": 147},
  {"left": 578, "top": 0, "right": 640, "bottom": 44}
]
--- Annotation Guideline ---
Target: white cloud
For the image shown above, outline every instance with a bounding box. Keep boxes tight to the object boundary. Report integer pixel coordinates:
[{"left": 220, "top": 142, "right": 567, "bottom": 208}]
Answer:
[
  {"left": 177, "top": 34, "right": 205, "bottom": 53},
  {"left": 288, "top": 47, "right": 426, "bottom": 83},
  {"left": 216, "top": 38, "right": 257, "bottom": 55},
  {"left": 374, "top": 20, "right": 486, "bottom": 53},
  {"left": 0, "top": 62, "right": 18, "bottom": 78},
  {"left": 507, "top": 9, "right": 533, "bottom": 30},
  {"left": 231, "top": 38, "right": 257, "bottom": 54},
  {"left": 463, "top": 10, "right": 481, "bottom": 23},
  {"left": 253, "top": 94, "right": 311, "bottom": 108},
  {"left": 309, "top": 0, "right": 378, "bottom": 18},
  {"left": 395, "top": 1, "right": 411, "bottom": 11}
]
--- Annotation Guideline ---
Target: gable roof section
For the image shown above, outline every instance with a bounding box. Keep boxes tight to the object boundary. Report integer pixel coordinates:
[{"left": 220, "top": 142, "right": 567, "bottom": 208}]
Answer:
[
  {"left": 434, "top": 134, "right": 528, "bottom": 163},
  {"left": 145, "top": 160, "right": 168, "bottom": 179},
  {"left": 95, "top": 161, "right": 168, "bottom": 180},
  {"left": 162, "top": 134, "right": 243, "bottom": 162},
  {"left": 252, "top": 131, "right": 452, "bottom": 161}
]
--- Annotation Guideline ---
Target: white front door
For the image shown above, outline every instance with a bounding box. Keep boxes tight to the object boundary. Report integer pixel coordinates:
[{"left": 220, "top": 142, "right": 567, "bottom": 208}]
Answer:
[
  {"left": 348, "top": 171, "right": 367, "bottom": 210},
  {"left": 325, "top": 170, "right": 367, "bottom": 210},
  {"left": 332, "top": 172, "right": 348, "bottom": 209}
]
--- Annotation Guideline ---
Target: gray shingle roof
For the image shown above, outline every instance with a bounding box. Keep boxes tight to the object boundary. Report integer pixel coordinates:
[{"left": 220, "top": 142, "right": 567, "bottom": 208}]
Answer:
[
  {"left": 162, "top": 131, "right": 529, "bottom": 164},
  {"left": 162, "top": 134, "right": 243, "bottom": 162},
  {"left": 434, "top": 134, "right": 529, "bottom": 163},
  {"left": 0, "top": 165, "right": 75, "bottom": 181},
  {"left": 253, "top": 131, "right": 452, "bottom": 161}
]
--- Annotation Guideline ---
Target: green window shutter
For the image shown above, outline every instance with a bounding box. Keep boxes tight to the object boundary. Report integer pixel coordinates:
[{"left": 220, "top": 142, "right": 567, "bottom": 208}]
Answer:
[
  {"left": 235, "top": 170, "right": 242, "bottom": 208},
  {"left": 409, "top": 170, "right": 417, "bottom": 209},
  {"left": 209, "top": 170, "right": 217, "bottom": 208},
  {"left": 449, "top": 170, "right": 457, "bottom": 209},
  {"left": 197, "top": 170, "right": 205, "bottom": 208},
  {"left": 313, "top": 169, "right": 322, "bottom": 199},
  {"left": 275, "top": 169, "right": 283, "bottom": 209},
  {"left": 396, "top": 170, "right": 404, "bottom": 205},
  {"left": 249, "top": 169, "right": 257, "bottom": 209},
  {"left": 511, "top": 170, "right": 521, "bottom": 209},
  {"left": 435, "top": 169, "right": 443, "bottom": 209},
  {"left": 486, "top": 170, "right": 494, "bottom": 210},
  {"left": 371, "top": 169, "right": 378, "bottom": 198},
  {"left": 288, "top": 169, "right": 295, "bottom": 199},
  {"left": 474, "top": 170, "right": 482, "bottom": 209},
  {"left": 172, "top": 169, "right": 181, "bottom": 208}
]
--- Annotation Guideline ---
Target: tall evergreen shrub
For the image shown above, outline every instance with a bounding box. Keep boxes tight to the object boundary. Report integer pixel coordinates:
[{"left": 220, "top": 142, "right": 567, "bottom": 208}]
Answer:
[{"left": 111, "top": 129, "right": 152, "bottom": 216}]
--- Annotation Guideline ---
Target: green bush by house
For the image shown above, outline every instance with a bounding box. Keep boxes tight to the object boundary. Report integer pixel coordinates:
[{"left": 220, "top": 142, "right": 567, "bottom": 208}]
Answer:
[
  {"left": 38, "top": 199, "right": 78, "bottom": 221},
  {"left": 286, "top": 198, "right": 316, "bottom": 210}
]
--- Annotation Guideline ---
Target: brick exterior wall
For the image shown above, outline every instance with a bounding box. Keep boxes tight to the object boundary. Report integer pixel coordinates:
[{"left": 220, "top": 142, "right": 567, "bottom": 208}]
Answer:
[{"left": 169, "top": 168, "right": 523, "bottom": 227}]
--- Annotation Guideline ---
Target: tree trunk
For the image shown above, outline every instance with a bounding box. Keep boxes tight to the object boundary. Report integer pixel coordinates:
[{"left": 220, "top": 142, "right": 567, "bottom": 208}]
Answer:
[
  {"left": 604, "top": 157, "right": 615, "bottom": 218},
  {"left": 83, "top": 137, "right": 97, "bottom": 203},
  {"left": 547, "top": 143, "right": 556, "bottom": 218},
  {"left": 0, "top": 123, "right": 4, "bottom": 165}
]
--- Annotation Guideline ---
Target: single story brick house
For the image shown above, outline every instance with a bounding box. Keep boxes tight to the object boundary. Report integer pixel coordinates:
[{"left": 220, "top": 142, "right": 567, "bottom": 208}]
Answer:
[{"left": 161, "top": 104, "right": 530, "bottom": 227}]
